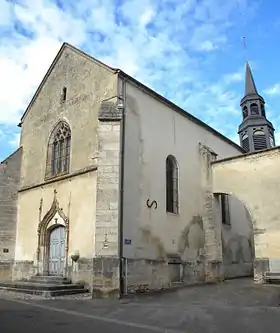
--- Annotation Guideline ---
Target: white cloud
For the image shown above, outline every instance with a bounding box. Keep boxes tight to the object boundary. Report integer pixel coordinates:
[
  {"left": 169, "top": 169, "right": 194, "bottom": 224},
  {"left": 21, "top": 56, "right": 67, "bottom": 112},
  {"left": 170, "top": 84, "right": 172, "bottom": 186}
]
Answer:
[
  {"left": 139, "top": 7, "right": 155, "bottom": 28},
  {"left": 263, "top": 83, "right": 280, "bottom": 96},
  {"left": 223, "top": 71, "right": 243, "bottom": 84},
  {"left": 9, "top": 133, "right": 21, "bottom": 149},
  {"left": 0, "top": 0, "right": 258, "bottom": 159},
  {"left": 199, "top": 40, "right": 217, "bottom": 52}
]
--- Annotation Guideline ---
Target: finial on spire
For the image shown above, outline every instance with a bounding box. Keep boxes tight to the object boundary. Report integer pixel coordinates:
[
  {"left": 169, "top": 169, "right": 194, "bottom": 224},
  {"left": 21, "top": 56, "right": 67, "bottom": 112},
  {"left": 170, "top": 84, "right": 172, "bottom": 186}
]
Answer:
[{"left": 242, "top": 36, "right": 248, "bottom": 62}]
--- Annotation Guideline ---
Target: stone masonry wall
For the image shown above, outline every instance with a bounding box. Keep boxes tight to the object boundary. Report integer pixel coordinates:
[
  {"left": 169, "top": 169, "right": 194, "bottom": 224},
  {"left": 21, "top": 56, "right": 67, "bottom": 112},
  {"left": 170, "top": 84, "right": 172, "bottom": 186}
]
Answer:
[
  {"left": 0, "top": 148, "right": 22, "bottom": 281},
  {"left": 0, "top": 149, "right": 22, "bottom": 261},
  {"left": 93, "top": 100, "right": 122, "bottom": 297},
  {"left": 124, "top": 259, "right": 205, "bottom": 294}
]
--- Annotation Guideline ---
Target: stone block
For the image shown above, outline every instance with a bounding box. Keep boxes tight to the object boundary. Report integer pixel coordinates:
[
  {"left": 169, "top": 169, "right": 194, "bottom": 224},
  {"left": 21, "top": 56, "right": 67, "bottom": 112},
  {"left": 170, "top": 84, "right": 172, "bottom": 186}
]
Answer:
[
  {"left": 92, "top": 256, "right": 120, "bottom": 298},
  {"left": 254, "top": 258, "right": 269, "bottom": 284},
  {"left": 12, "top": 260, "right": 35, "bottom": 281}
]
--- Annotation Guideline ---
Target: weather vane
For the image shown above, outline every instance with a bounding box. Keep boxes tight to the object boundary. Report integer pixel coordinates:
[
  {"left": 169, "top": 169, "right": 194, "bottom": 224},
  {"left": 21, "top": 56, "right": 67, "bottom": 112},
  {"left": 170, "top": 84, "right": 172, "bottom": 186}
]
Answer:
[{"left": 242, "top": 36, "right": 248, "bottom": 61}]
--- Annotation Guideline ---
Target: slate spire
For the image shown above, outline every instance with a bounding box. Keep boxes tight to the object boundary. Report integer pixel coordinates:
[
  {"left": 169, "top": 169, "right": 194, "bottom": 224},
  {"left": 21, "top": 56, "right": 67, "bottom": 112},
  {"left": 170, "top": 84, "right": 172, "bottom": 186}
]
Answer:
[
  {"left": 238, "top": 61, "right": 275, "bottom": 152},
  {"left": 245, "top": 61, "right": 258, "bottom": 95}
]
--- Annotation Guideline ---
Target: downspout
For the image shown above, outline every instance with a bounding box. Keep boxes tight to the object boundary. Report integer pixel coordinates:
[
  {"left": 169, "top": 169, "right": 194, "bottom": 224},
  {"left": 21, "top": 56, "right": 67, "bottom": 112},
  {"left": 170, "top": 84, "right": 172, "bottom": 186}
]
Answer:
[{"left": 117, "top": 72, "right": 127, "bottom": 299}]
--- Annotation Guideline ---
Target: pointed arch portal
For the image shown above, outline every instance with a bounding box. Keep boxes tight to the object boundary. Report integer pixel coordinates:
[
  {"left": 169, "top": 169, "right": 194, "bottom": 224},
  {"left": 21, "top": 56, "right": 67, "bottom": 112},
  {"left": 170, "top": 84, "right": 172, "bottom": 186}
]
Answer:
[
  {"left": 37, "top": 192, "right": 69, "bottom": 276},
  {"left": 212, "top": 147, "right": 280, "bottom": 283}
]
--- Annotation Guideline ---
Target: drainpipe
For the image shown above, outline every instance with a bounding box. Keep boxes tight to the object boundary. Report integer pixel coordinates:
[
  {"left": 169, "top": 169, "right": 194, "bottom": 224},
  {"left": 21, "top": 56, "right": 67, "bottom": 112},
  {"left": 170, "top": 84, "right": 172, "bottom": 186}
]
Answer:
[{"left": 116, "top": 72, "right": 127, "bottom": 299}]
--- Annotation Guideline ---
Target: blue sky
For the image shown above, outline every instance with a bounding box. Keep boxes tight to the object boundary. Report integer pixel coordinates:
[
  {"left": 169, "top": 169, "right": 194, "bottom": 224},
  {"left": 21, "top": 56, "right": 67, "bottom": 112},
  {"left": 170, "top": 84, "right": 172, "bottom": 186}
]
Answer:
[{"left": 1, "top": 0, "right": 280, "bottom": 161}]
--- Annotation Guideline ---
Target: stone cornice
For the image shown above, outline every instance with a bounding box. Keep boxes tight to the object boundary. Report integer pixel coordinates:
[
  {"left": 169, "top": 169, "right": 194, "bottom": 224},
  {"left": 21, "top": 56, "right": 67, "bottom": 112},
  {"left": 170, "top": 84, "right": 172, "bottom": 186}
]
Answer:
[{"left": 19, "top": 165, "right": 97, "bottom": 193}]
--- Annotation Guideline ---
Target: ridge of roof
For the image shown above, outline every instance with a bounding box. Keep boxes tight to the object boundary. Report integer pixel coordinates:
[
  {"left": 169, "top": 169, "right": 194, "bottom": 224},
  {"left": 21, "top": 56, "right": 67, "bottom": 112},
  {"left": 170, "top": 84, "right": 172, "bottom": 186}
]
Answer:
[{"left": 18, "top": 42, "right": 244, "bottom": 153}]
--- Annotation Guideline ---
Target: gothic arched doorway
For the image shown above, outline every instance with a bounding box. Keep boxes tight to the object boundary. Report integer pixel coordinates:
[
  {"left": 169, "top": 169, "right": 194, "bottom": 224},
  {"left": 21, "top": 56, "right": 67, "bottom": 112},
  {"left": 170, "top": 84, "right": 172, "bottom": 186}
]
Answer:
[
  {"left": 48, "top": 225, "right": 66, "bottom": 276},
  {"left": 37, "top": 190, "right": 69, "bottom": 277}
]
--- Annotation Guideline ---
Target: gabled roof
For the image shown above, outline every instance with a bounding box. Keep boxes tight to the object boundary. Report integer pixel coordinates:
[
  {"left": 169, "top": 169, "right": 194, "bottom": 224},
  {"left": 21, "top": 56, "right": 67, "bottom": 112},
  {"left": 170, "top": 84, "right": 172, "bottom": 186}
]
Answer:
[
  {"left": 1, "top": 147, "right": 22, "bottom": 164},
  {"left": 18, "top": 42, "right": 244, "bottom": 153},
  {"left": 19, "top": 43, "right": 118, "bottom": 125}
]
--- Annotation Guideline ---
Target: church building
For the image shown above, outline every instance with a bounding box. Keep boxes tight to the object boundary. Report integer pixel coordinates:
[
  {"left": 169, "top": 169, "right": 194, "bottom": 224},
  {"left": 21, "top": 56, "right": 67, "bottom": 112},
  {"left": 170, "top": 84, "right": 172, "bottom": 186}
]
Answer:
[{"left": 0, "top": 43, "right": 275, "bottom": 297}]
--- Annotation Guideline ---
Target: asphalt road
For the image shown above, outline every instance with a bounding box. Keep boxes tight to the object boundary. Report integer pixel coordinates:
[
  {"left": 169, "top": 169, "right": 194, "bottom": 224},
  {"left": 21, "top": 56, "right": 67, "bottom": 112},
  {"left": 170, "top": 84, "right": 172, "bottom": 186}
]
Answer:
[
  {"left": 0, "top": 298, "right": 164, "bottom": 333},
  {"left": 1, "top": 279, "right": 280, "bottom": 333}
]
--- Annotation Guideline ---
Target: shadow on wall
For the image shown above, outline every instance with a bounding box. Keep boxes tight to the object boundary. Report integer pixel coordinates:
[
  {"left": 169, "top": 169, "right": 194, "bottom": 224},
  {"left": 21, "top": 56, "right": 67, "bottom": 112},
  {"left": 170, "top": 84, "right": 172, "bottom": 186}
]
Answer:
[
  {"left": 219, "top": 194, "right": 255, "bottom": 278},
  {"left": 178, "top": 215, "right": 205, "bottom": 261},
  {"left": 139, "top": 215, "right": 205, "bottom": 262},
  {"left": 140, "top": 226, "right": 166, "bottom": 259},
  {"left": 222, "top": 234, "right": 253, "bottom": 264}
]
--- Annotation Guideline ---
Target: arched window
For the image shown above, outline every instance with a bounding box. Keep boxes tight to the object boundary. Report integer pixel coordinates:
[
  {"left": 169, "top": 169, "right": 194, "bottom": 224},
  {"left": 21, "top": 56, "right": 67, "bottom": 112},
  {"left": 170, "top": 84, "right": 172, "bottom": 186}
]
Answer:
[
  {"left": 166, "top": 155, "right": 179, "bottom": 214},
  {"left": 253, "top": 130, "right": 266, "bottom": 151},
  {"left": 242, "top": 106, "right": 248, "bottom": 119},
  {"left": 250, "top": 103, "right": 259, "bottom": 115},
  {"left": 46, "top": 121, "right": 71, "bottom": 178}
]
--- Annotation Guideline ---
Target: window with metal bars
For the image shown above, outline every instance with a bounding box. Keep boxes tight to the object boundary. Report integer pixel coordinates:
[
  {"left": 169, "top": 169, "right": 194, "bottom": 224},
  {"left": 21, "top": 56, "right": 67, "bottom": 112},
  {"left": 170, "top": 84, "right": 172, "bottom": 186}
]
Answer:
[
  {"left": 46, "top": 121, "right": 71, "bottom": 178},
  {"left": 166, "top": 155, "right": 179, "bottom": 214},
  {"left": 220, "top": 194, "right": 230, "bottom": 226},
  {"left": 253, "top": 130, "right": 267, "bottom": 151}
]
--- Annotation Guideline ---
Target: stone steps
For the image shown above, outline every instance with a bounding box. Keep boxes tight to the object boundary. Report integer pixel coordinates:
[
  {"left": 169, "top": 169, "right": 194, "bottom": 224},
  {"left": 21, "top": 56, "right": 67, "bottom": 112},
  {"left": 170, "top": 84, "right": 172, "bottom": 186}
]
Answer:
[
  {"left": 29, "top": 276, "right": 71, "bottom": 284},
  {"left": 0, "top": 275, "right": 89, "bottom": 297}
]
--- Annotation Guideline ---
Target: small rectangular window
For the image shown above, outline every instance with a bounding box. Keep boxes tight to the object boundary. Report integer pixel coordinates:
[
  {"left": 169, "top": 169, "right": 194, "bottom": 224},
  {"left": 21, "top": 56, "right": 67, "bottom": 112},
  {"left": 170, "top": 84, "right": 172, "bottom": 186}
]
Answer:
[
  {"left": 220, "top": 194, "right": 230, "bottom": 226},
  {"left": 62, "top": 87, "right": 67, "bottom": 102}
]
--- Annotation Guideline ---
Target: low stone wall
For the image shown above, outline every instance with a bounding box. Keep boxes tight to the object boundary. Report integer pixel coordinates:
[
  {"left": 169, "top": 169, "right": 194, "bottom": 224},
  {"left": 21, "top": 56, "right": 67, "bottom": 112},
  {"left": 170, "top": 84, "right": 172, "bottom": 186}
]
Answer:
[
  {"left": 254, "top": 258, "right": 269, "bottom": 284},
  {"left": 224, "top": 262, "right": 253, "bottom": 279},
  {"left": 0, "top": 261, "right": 13, "bottom": 281},
  {"left": 12, "top": 261, "right": 35, "bottom": 281},
  {"left": 92, "top": 256, "right": 120, "bottom": 298},
  {"left": 125, "top": 259, "right": 207, "bottom": 294},
  {"left": 125, "top": 259, "right": 170, "bottom": 293},
  {"left": 67, "top": 257, "right": 93, "bottom": 291}
]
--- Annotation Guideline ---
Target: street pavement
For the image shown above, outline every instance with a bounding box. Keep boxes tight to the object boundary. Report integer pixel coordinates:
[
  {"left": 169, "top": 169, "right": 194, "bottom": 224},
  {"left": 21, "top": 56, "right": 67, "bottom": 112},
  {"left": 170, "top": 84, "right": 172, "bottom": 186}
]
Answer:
[{"left": 1, "top": 278, "right": 280, "bottom": 332}]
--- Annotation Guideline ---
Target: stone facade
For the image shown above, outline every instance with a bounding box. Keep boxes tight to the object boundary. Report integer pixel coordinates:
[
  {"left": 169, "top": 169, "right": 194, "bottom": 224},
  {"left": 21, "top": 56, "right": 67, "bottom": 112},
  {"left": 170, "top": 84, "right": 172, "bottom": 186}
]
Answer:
[
  {"left": 92, "top": 99, "right": 122, "bottom": 298},
  {"left": 0, "top": 148, "right": 22, "bottom": 281},
  {"left": 12, "top": 43, "right": 118, "bottom": 293},
  {"left": 0, "top": 43, "right": 264, "bottom": 297}
]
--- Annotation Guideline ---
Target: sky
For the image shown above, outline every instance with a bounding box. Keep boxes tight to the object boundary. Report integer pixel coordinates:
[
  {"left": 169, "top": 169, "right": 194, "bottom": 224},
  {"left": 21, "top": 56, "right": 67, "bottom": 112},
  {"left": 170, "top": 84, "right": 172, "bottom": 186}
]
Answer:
[{"left": 1, "top": 0, "right": 280, "bottom": 161}]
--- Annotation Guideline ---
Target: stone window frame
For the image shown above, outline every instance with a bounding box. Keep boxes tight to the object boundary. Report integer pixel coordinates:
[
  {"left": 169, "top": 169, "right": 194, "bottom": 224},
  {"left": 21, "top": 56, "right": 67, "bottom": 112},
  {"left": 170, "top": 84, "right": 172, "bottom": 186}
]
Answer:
[
  {"left": 166, "top": 154, "right": 179, "bottom": 214},
  {"left": 220, "top": 194, "right": 231, "bottom": 226},
  {"left": 45, "top": 121, "right": 71, "bottom": 179}
]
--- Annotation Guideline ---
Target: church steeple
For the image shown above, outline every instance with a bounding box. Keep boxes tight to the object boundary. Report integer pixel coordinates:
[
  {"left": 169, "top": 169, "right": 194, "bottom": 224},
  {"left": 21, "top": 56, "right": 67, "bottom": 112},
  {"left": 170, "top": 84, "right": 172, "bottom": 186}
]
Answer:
[
  {"left": 238, "top": 62, "right": 275, "bottom": 152},
  {"left": 245, "top": 61, "right": 258, "bottom": 95}
]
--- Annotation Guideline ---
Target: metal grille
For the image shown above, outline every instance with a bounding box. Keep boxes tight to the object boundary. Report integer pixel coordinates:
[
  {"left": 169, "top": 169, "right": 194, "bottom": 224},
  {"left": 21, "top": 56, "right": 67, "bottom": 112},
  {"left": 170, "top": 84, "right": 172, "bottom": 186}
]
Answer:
[
  {"left": 242, "top": 136, "right": 250, "bottom": 152},
  {"left": 253, "top": 131, "right": 267, "bottom": 151},
  {"left": 166, "top": 155, "right": 179, "bottom": 214}
]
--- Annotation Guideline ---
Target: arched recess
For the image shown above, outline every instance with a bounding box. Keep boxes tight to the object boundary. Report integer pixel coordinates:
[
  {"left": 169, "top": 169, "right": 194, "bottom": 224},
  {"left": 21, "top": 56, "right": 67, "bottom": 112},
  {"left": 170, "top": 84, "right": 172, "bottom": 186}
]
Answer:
[
  {"left": 213, "top": 192, "right": 255, "bottom": 279},
  {"left": 212, "top": 151, "right": 280, "bottom": 283},
  {"left": 250, "top": 103, "right": 259, "bottom": 115},
  {"left": 242, "top": 106, "right": 248, "bottom": 119},
  {"left": 37, "top": 192, "right": 69, "bottom": 276}
]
